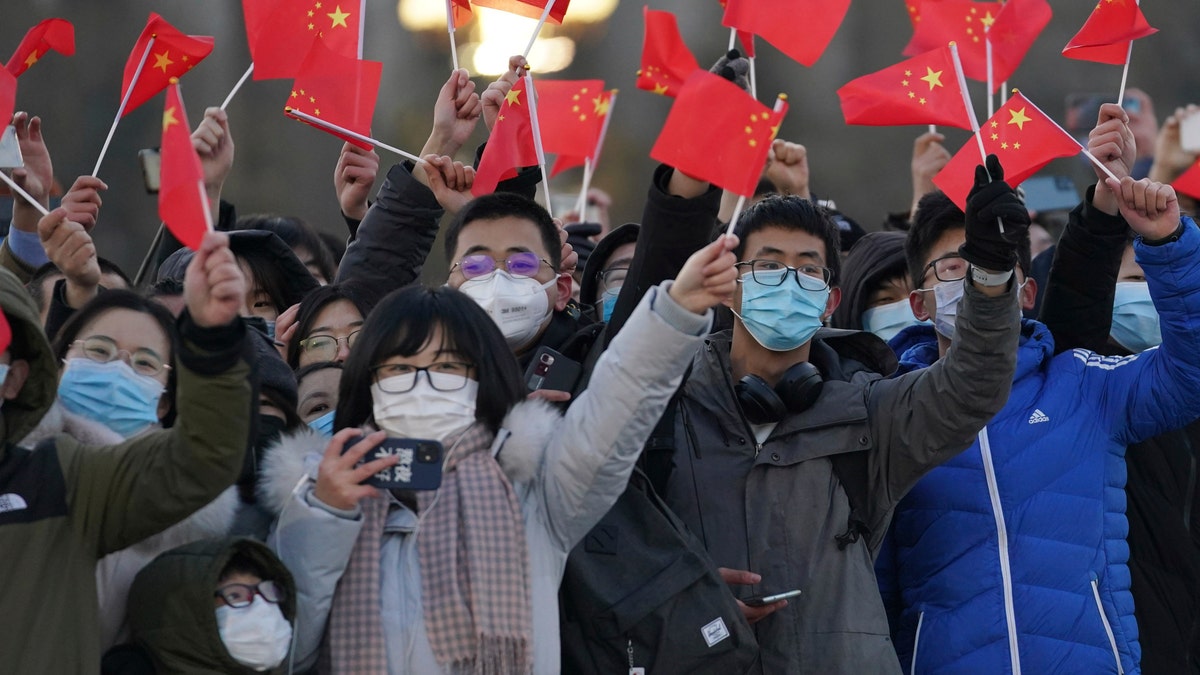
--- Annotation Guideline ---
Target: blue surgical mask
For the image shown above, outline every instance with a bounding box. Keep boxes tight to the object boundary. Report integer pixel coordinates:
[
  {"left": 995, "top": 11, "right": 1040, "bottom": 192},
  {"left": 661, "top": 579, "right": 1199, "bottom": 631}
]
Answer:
[
  {"left": 308, "top": 409, "right": 336, "bottom": 437},
  {"left": 58, "top": 358, "right": 164, "bottom": 438},
  {"left": 733, "top": 268, "right": 829, "bottom": 352},
  {"left": 862, "top": 299, "right": 927, "bottom": 342},
  {"left": 600, "top": 288, "right": 620, "bottom": 323},
  {"left": 1111, "top": 281, "right": 1161, "bottom": 353}
]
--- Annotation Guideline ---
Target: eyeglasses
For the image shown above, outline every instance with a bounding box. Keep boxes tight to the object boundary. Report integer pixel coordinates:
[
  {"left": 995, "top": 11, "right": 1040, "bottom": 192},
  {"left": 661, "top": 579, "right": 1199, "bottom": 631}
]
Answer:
[
  {"left": 72, "top": 336, "right": 170, "bottom": 377},
  {"left": 214, "top": 579, "right": 283, "bottom": 609},
  {"left": 299, "top": 330, "right": 361, "bottom": 359},
  {"left": 371, "top": 362, "right": 474, "bottom": 393},
  {"left": 921, "top": 254, "right": 969, "bottom": 285},
  {"left": 735, "top": 260, "right": 832, "bottom": 291},
  {"left": 451, "top": 252, "right": 552, "bottom": 280},
  {"left": 597, "top": 266, "right": 628, "bottom": 293}
]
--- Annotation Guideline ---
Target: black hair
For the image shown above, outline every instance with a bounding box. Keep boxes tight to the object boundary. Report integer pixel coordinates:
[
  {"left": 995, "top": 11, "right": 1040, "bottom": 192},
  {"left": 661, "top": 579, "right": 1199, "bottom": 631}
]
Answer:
[
  {"left": 53, "top": 289, "right": 179, "bottom": 425},
  {"left": 147, "top": 277, "right": 184, "bottom": 298},
  {"left": 286, "top": 283, "right": 376, "bottom": 369},
  {"left": 26, "top": 263, "right": 64, "bottom": 315},
  {"left": 96, "top": 257, "right": 131, "bottom": 288},
  {"left": 334, "top": 285, "right": 525, "bottom": 435},
  {"left": 236, "top": 247, "right": 296, "bottom": 319},
  {"left": 218, "top": 550, "right": 270, "bottom": 584},
  {"left": 236, "top": 214, "right": 337, "bottom": 284},
  {"left": 295, "top": 360, "right": 344, "bottom": 384},
  {"left": 444, "top": 192, "right": 562, "bottom": 270},
  {"left": 905, "top": 191, "right": 1031, "bottom": 288},
  {"left": 732, "top": 195, "right": 842, "bottom": 285}
]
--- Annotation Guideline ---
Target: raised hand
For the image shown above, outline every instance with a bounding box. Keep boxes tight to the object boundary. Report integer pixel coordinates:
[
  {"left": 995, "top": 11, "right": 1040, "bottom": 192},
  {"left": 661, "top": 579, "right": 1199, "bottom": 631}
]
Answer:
[
  {"left": 481, "top": 55, "right": 526, "bottom": 132},
  {"left": 764, "top": 139, "right": 810, "bottom": 199},
  {"left": 1087, "top": 103, "right": 1136, "bottom": 215},
  {"left": 59, "top": 176, "right": 107, "bottom": 232},
  {"left": 191, "top": 107, "right": 234, "bottom": 203},
  {"left": 959, "top": 155, "right": 1031, "bottom": 273},
  {"left": 419, "top": 154, "right": 475, "bottom": 215},
  {"left": 555, "top": 218, "right": 579, "bottom": 276},
  {"left": 669, "top": 234, "right": 739, "bottom": 315},
  {"left": 424, "top": 68, "right": 482, "bottom": 159},
  {"left": 1150, "top": 105, "right": 1200, "bottom": 184},
  {"left": 274, "top": 302, "right": 302, "bottom": 359},
  {"left": 1105, "top": 176, "right": 1181, "bottom": 242},
  {"left": 334, "top": 142, "right": 380, "bottom": 221},
  {"left": 718, "top": 568, "right": 788, "bottom": 624},
  {"left": 910, "top": 131, "right": 951, "bottom": 218},
  {"left": 37, "top": 208, "right": 99, "bottom": 308},
  {"left": 184, "top": 231, "right": 246, "bottom": 329},
  {"left": 10, "top": 113, "right": 53, "bottom": 233},
  {"left": 314, "top": 429, "right": 400, "bottom": 511}
]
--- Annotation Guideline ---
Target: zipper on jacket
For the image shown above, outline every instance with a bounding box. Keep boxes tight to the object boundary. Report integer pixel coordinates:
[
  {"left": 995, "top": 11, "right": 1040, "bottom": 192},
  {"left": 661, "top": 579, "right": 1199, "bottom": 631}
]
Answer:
[
  {"left": 911, "top": 610, "right": 925, "bottom": 673},
  {"left": 978, "top": 428, "right": 1021, "bottom": 675},
  {"left": 1090, "top": 578, "right": 1125, "bottom": 674}
]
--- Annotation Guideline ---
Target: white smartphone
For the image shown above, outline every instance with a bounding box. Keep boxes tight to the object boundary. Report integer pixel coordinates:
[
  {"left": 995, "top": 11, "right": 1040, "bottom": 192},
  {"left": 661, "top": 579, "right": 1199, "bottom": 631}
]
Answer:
[
  {"left": 743, "top": 589, "right": 802, "bottom": 607},
  {"left": 1181, "top": 111, "right": 1200, "bottom": 154}
]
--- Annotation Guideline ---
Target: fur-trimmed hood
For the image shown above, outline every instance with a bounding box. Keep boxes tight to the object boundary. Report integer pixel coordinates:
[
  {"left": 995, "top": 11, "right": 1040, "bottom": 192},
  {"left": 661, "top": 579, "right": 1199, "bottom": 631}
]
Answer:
[{"left": 258, "top": 399, "right": 563, "bottom": 517}]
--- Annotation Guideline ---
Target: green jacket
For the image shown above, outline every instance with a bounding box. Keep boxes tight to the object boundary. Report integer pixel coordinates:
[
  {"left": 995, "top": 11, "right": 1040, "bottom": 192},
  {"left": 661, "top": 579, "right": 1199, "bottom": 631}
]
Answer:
[{"left": 0, "top": 267, "right": 253, "bottom": 674}]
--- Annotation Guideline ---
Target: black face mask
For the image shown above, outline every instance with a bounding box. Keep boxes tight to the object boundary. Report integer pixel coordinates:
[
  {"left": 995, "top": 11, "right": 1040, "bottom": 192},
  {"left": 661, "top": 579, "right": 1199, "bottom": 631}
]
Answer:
[{"left": 238, "top": 415, "right": 288, "bottom": 500}]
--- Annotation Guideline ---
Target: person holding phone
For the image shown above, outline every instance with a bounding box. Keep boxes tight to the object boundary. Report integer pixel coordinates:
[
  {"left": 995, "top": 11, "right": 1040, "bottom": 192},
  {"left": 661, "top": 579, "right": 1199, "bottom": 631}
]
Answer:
[{"left": 264, "top": 229, "right": 735, "bottom": 674}]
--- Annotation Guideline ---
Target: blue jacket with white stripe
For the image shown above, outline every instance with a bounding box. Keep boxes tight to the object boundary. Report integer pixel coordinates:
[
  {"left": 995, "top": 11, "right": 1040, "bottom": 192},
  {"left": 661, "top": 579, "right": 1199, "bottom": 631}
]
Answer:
[{"left": 876, "top": 217, "right": 1200, "bottom": 675}]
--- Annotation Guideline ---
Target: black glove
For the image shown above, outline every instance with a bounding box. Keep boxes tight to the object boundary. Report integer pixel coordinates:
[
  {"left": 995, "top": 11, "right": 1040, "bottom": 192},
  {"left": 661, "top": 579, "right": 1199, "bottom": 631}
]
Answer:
[
  {"left": 959, "top": 154, "right": 1032, "bottom": 272},
  {"left": 710, "top": 50, "right": 750, "bottom": 92}
]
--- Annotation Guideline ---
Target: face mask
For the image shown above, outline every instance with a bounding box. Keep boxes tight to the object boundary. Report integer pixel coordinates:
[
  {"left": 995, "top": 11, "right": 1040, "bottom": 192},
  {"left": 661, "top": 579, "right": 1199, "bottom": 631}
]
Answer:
[
  {"left": 265, "top": 320, "right": 276, "bottom": 341},
  {"left": 372, "top": 375, "right": 477, "bottom": 441},
  {"left": 862, "top": 299, "right": 926, "bottom": 342},
  {"left": 1111, "top": 281, "right": 1161, "bottom": 352},
  {"left": 732, "top": 269, "right": 829, "bottom": 352},
  {"left": 216, "top": 596, "right": 292, "bottom": 671},
  {"left": 459, "top": 271, "right": 554, "bottom": 350},
  {"left": 600, "top": 288, "right": 620, "bottom": 323},
  {"left": 58, "top": 358, "right": 163, "bottom": 438},
  {"left": 308, "top": 409, "right": 336, "bottom": 437},
  {"left": 931, "top": 280, "right": 965, "bottom": 339}
]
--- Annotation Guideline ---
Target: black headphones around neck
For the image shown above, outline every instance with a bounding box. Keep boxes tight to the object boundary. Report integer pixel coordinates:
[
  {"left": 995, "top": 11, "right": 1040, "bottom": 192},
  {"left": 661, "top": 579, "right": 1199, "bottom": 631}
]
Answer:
[{"left": 735, "top": 361, "right": 824, "bottom": 425}]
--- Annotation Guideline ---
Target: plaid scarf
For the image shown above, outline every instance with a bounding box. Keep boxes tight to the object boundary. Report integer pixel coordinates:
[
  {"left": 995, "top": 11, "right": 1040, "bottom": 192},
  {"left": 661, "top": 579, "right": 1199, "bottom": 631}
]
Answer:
[{"left": 324, "top": 424, "right": 532, "bottom": 674}]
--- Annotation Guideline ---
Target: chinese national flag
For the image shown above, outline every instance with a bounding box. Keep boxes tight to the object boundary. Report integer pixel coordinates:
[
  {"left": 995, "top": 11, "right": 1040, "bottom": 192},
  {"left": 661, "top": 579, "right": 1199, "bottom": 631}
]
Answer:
[
  {"left": 903, "top": 1, "right": 1002, "bottom": 85},
  {"left": 245, "top": 0, "right": 362, "bottom": 80},
  {"left": 549, "top": 88, "right": 613, "bottom": 176},
  {"left": 638, "top": 8, "right": 700, "bottom": 98},
  {"left": 472, "top": 0, "right": 569, "bottom": 24},
  {"left": 6, "top": 18, "right": 75, "bottom": 77},
  {"left": 534, "top": 80, "right": 605, "bottom": 176},
  {"left": 988, "top": 0, "right": 1052, "bottom": 85},
  {"left": 837, "top": 46, "right": 972, "bottom": 130},
  {"left": 933, "top": 92, "right": 1080, "bottom": 209},
  {"left": 120, "top": 14, "right": 214, "bottom": 117},
  {"left": 0, "top": 69, "right": 16, "bottom": 126},
  {"left": 906, "top": 0, "right": 944, "bottom": 27},
  {"left": 722, "top": 0, "right": 849, "bottom": 67},
  {"left": 473, "top": 75, "right": 539, "bottom": 196},
  {"left": 717, "top": 0, "right": 756, "bottom": 58},
  {"left": 650, "top": 70, "right": 787, "bottom": 198},
  {"left": 159, "top": 83, "right": 210, "bottom": 251},
  {"left": 450, "top": 0, "right": 473, "bottom": 28},
  {"left": 1172, "top": 160, "right": 1200, "bottom": 201},
  {"left": 1062, "top": 0, "right": 1157, "bottom": 65},
  {"left": 284, "top": 41, "right": 382, "bottom": 150}
]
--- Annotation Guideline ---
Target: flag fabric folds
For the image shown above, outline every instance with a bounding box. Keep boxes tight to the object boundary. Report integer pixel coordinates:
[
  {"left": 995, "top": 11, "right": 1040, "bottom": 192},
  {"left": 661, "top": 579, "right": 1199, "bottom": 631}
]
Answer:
[
  {"left": 549, "top": 88, "right": 613, "bottom": 176},
  {"left": 637, "top": 8, "right": 700, "bottom": 98},
  {"left": 533, "top": 80, "right": 608, "bottom": 176},
  {"left": 722, "top": 0, "right": 849, "bottom": 67},
  {"left": 988, "top": 0, "right": 1052, "bottom": 85},
  {"left": 472, "top": 0, "right": 569, "bottom": 24},
  {"left": 0, "top": 69, "right": 16, "bottom": 126},
  {"left": 450, "top": 0, "right": 473, "bottom": 28},
  {"left": 1062, "top": 0, "right": 1157, "bottom": 65},
  {"left": 473, "top": 75, "right": 539, "bottom": 196},
  {"left": 650, "top": 70, "right": 787, "bottom": 198},
  {"left": 120, "top": 14, "right": 214, "bottom": 117},
  {"left": 1173, "top": 159, "right": 1200, "bottom": 201},
  {"left": 284, "top": 41, "right": 382, "bottom": 150},
  {"left": 159, "top": 82, "right": 209, "bottom": 251},
  {"left": 934, "top": 91, "right": 1080, "bottom": 209},
  {"left": 903, "top": 0, "right": 1003, "bottom": 85},
  {"left": 837, "top": 45, "right": 973, "bottom": 130},
  {"left": 244, "top": 0, "right": 362, "bottom": 80},
  {"left": 717, "top": 0, "right": 756, "bottom": 58},
  {"left": 6, "top": 18, "right": 75, "bottom": 77}
]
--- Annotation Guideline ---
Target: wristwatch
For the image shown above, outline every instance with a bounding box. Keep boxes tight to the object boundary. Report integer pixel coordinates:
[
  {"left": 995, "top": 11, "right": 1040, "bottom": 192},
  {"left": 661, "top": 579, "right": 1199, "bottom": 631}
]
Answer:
[{"left": 969, "top": 265, "right": 1013, "bottom": 287}]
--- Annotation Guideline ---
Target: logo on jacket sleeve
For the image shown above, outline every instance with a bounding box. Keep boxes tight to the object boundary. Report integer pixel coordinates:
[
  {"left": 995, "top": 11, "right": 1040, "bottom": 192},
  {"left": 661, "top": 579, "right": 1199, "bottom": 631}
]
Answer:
[
  {"left": 1028, "top": 409, "right": 1050, "bottom": 424},
  {"left": 0, "top": 493, "right": 28, "bottom": 513}
]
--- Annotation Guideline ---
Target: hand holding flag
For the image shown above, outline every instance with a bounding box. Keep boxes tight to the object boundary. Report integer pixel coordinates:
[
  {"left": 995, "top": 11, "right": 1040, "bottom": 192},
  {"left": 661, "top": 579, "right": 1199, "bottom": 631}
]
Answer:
[{"left": 473, "top": 73, "right": 539, "bottom": 196}]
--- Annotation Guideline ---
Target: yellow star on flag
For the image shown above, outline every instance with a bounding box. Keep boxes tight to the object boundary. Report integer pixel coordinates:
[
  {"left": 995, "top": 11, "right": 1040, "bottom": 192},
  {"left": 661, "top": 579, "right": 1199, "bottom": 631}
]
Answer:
[
  {"left": 920, "top": 67, "right": 944, "bottom": 90},
  {"left": 327, "top": 5, "right": 351, "bottom": 28},
  {"left": 593, "top": 95, "right": 610, "bottom": 116},
  {"left": 1013, "top": 142, "right": 1021, "bottom": 150},
  {"left": 163, "top": 106, "right": 180, "bottom": 130},
  {"left": 1000, "top": 141, "right": 1009, "bottom": 149},
  {"left": 653, "top": 83, "right": 669, "bottom": 95},
  {"left": 504, "top": 88, "right": 522, "bottom": 106},
  {"left": 981, "top": 11, "right": 996, "bottom": 28},
  {"left": 1007, "top": 106, "right": 1032, "bottom": 130},
  {"left": 153, "top": 51, "right": 174, "bottom": 74},
  {"left": 24, "top": 51, "right": 39, "bottom": 68}
]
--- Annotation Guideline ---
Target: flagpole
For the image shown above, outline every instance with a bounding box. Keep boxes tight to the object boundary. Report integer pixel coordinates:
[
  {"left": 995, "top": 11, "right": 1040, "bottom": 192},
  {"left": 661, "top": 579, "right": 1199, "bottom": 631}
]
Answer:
[
  {"left": 358, "top": 0, "right": 366, "bottom": 59},
  {"left": 522, "top": 1, "right": 557, "bottom": 59},
  {"left": 93, "top": 35, "right": 156, "bottom": 177},
  {"left": 728, "top": 28, "right": 737, "bottom": 51},
  {"left": 951, "top": 42, "right": 1004, "bottom": 234},
  {"left": 523, "top": 71, "right": 554, "bottom": 219},
  {"left": 0, "top": 171, "right": 50, "bottom": 217},
  {"left": 1001, "top": 82, "right": 1008, "bottom": 106},
  {"left": 220, "top": 64, "right": 254, "bottom": 111},
  {"left": 197, "top": 179, "right": 214, "bottom": 232},
  {"left": 132, "top": 224, "right": 166, "bottom": 287},
  {"left": 575, "top": 158, "right": 592, "bottom": 219},
  {"left": 1117, "top": 0, "right": 1140, "bottom": 105},
  {"left": 986, "top": 33, "right": 994, "bottom": 117},
  {"left": 590, "top": 89, "right": 616, "bottom": 168},
  {"left": 285, "top": 108, "right": 422, "bottom": 163},
  {"left": 446, "top": 0, "right": 460, "bottom": 71},
  {"left": 749, "top": 57, "right": 757, "bottom": 100},
  {"left": 725, "top": 93, "right": 786, "bottom": 237},
  {"left": 929, "top": 124, "right": 938, "bottom": 134}
]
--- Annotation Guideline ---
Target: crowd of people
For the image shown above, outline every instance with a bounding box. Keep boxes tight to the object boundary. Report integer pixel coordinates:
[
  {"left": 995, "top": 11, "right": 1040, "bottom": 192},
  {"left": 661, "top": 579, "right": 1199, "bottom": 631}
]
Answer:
[{"left": 2, "top": 47, "right": 1200, "bottom": 675}]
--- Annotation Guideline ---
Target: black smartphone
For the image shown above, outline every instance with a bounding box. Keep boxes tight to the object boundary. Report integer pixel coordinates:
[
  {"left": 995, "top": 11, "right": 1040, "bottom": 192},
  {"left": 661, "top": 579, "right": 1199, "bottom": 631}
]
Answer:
[
  {"left": 138, "top": 148, "right": 161, "bottom": 195},
  {"left": 343, "top": 436, "right": 444, "bottom": 490},
  {"left": 743, "top": 589, "right": 802, "bottom": 607},
  {"left": 524, "top": 346, "right": 582, "bottom": 394}
]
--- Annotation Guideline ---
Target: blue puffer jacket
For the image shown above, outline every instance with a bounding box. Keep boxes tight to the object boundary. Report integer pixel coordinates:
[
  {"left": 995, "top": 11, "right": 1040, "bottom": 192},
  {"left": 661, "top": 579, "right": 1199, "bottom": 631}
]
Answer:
[{"left": 876, "top": 217, "right": 1200, "bottom": 675}]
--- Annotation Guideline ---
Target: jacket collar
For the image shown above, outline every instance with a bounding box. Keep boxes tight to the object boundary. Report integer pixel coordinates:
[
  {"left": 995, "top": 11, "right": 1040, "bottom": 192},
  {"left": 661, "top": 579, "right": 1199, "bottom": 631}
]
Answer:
[{"left": 894, "top": 319, "right": 1054, "bottom": 381}]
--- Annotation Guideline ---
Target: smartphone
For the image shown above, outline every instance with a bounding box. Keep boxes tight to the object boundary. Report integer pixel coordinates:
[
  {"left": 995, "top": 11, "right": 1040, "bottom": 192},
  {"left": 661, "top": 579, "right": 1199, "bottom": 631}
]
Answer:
[
  {"left": 1181, "top": 111, "right": 1200, "bottom": 154},
  {"left": 1019, "top": 175, "right": 1080, "bottom": 214},
  {"left": 343, "top": 436, "right": 444, "bottom": 490},
  {"left": 743, "top": 589, "right": 802, "bottom": 607},
  {"left": 138, "top": 148, "right": 161, "bottom": 195},
  {"left": 524, "top": 346, "right": 582, "bottom": 394}
]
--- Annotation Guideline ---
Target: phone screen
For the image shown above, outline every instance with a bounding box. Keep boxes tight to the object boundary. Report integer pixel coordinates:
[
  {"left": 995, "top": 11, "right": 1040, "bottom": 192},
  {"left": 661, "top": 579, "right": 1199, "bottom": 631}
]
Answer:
[
  {"left": 1181, "top": 112, "right": 1200, "bottom": 154},
  {"left": 139, "top": 148, "right": 161, "bottom": 195}
]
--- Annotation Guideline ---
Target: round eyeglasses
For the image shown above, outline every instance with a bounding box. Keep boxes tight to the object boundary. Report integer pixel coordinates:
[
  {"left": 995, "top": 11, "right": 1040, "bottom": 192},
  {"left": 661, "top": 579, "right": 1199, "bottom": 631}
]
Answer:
[
  {"left": 451, "top": 252, "right": 552, "bottom": 280},
  {"left": 371, "top": 362, "right": 474, "bottom": 394},
  {"left": 71, "top": 336, "right": 170, "bottom": 378},
  {"left": 214, "top": 579, "right": 283, "bottom": 608},
  {"left": 735, "top": 260, "right": 832, "bottom": 291}
]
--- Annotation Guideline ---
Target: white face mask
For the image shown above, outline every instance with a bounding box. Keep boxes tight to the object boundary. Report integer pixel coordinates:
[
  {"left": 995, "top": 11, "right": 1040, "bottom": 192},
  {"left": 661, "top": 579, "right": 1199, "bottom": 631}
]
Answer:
[
  {"left": 931, "top": 280, "right": 965, "bottom": 339},
  {"left": 459, "top": 271, "right": 554, "bottom": 350},
  {"left": 216, "top": 596, "right": 292, "bottom": 671},
  {"left": 372, "top": 375, "right": 478, "bottom": 441}
]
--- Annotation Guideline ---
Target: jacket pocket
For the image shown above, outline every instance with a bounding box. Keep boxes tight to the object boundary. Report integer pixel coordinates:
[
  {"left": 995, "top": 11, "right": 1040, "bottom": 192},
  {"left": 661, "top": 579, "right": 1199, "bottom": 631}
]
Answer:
[{"left": 1090, "top": 577, "right": 1124, "bottom": 674}]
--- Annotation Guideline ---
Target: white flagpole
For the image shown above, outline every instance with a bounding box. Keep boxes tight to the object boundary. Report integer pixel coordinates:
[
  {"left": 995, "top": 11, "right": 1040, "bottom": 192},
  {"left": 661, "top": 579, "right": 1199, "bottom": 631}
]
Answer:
[
  {"left": 0, "top": 171, "right": 50, "bottom": 216},
  {"left": 1117, "top": 0, "right": 1139, "bottom": 105},
  {"left": 749, "top": 57, "right": 757, "bottom": 99},
  {"left": 285, "top": 108, "right": 422, "bottom": 163},
  {"left": 951, "top": 42, "right": 1005, "bottom": 233},
  {"left": 728, "top": 27, "right": 737, "bottom": 51},
  {"left": 93, "top": 35, "right": 156, "bottom": 177},
  {"left": 522, "top": 0, "right": 557, "bottom": 59},
  {"left": 1018, "top": 93, "right": 1121, "bottom": 182},
  {"left": 590, "top": 89, "right": 616, "bottom": 168},
  {"left": 446, "top": 0, "right": 460, "bottom": 71},
  {"left": 986, "top": 32, "right": 995, "bottom": 117},
  {"left": 575, "top": 158, "right": 592, "bottom": 218},
  {"left": 197, "top": 180, "right": 214, "bottom": 232},
  {"left": 358, "top": 0, "right": 366, "bottom": 59},
  {"left": 523, "top": 72, "right": 554, "bottom": 218},
  {"left": 220, "top": 64, "right": 254, "bottom": 111}
]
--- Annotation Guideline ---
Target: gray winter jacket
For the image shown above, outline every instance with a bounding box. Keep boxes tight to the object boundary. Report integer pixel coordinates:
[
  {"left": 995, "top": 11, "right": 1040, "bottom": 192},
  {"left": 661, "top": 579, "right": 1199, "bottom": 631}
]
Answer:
[{"left": 663, "top": 280, "right": 1020, "bottom": 674}]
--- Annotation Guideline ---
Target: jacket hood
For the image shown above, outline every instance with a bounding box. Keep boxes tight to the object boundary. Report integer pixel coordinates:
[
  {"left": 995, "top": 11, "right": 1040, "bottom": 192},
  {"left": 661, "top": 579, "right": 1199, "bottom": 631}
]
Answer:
[
  {"left": 893, "top": 318, "right": 1052, "bottom": 380},
  {"left": 0, "top": 267, "right": 57, "bottom": 454},
  {"left": 580, "top": 223, "right": 640, "bottom": 309},
  {"left": 830, "top": 231, "right": 908, "bottom": 331},
  {"left": 128, "top": 537, "right": 297, "bottom": 675}
]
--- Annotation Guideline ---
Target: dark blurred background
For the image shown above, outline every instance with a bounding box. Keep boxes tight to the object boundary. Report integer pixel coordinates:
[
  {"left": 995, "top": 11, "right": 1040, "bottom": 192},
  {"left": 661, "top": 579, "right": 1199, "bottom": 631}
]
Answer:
[{"left": 3, "top": 0, "right": 1197, "bottom": 279}]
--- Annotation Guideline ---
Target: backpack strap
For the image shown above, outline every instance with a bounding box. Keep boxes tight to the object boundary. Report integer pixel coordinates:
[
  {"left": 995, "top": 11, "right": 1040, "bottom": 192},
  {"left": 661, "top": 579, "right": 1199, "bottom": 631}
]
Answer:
[
  {"left": 831, "top": 450, "right": 871, "bottom": 550},
  {"left": 637, "top": 365, "right": 692, "bottom": 496}
]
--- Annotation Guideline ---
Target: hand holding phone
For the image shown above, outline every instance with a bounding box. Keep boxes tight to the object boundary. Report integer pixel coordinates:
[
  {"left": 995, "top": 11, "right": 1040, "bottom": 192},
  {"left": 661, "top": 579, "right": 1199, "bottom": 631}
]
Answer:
[
  {"left": 742, "top": 589, "right": 802, "bottom": 607},
  {"left": 524, "top": 346, "right": 581, "bottom": 394},
  {"left": 1180, "top": 110, "right": 1200, "bottom": 154},
  {"left": 342, "top": 435, "right": 445, "bottom": 490}
]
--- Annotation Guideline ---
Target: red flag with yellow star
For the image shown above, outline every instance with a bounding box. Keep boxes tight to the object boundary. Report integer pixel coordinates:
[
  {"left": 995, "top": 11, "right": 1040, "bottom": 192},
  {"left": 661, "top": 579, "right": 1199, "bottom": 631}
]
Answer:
[
  {"left": 905, "top": 0, "right": 945, "bottom": 27},
  {"left": 988, "top": 0, "right": 1052, "bottom": 85},
  {"left": 903, "top": 0, "right": 1002, "bottom": 85},
  {"left": 472, "top": 0, "right": 569, "bottom": 23},
  {"left": 722, "top": 0, "right": 849, "bottom": 67},
  {"left": 837, "top": 46, "right": 972, "bottom": 130},
  {"left": 637, "top": 8, "right": 700, "bottom": 98},
  {"left": 245, "top": 0, "right": 362, "bottom": 80},
  {"left": 159, "top": 82, "right": 210, "bottom": 251},
  {"left": 650, "top": 70, "right": 787, "bottom": 198},
  {"left": 5, "top": 18, "right": 75, "bottom": 78},
  {"left": 0, "top": 69, "right": 16, "bottom": 127},
  {"left": 473, "top": 75, "right": 540, "bottom": 196},
  {"left": 1062, "top": 0, "right": 1157, "bottom": 65},
  {"left": 119, "top": 14, "right": 213, "bottom": 117},
  {"left": 284, "top": 41, "right": 381, "bottom": 150},
  {"left": 1172, "top": 159, "right": 1200, "bottom": 201},
  {"left": 934, "top": 92, "right": 1080, "bottom": 209},
  {"left": 534, "top": 80, "right": 606, "bottom": 176}
]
